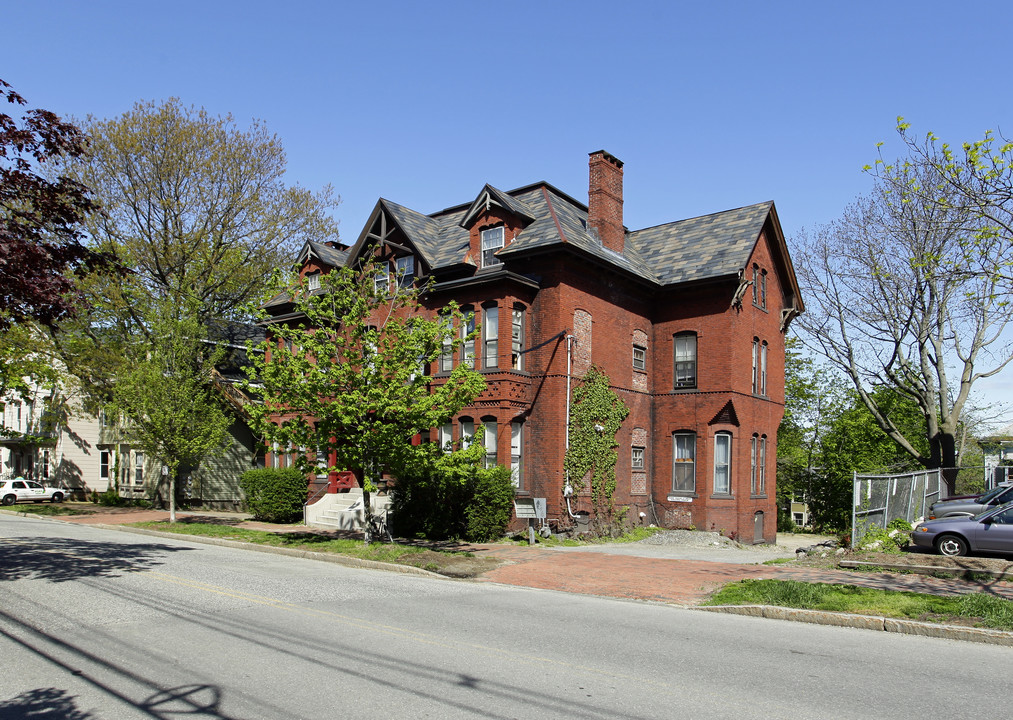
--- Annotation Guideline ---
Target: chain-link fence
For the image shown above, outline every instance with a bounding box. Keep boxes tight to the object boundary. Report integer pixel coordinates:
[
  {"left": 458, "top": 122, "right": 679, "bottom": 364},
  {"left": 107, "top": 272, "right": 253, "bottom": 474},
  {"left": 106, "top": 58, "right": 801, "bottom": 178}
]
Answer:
[
  {"left": 851, "top": 469, "right": 943, "bottom": 547},
  {"left": 851, "top": 465, "right": 1012, "bottom": 546}
]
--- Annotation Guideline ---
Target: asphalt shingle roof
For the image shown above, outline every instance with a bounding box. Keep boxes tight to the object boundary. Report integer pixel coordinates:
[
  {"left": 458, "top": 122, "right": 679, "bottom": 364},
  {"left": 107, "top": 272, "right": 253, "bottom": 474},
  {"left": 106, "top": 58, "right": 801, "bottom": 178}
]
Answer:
[{"left": 321, "top": 184, "right": 773, "bottom": 289}]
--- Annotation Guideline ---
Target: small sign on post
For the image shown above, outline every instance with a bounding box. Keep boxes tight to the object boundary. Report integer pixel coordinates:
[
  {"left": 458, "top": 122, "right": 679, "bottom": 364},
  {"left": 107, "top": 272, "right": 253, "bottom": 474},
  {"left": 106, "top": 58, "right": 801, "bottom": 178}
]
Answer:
[{"left": 514, "top": 498, "right": 547, "bottom": 545}]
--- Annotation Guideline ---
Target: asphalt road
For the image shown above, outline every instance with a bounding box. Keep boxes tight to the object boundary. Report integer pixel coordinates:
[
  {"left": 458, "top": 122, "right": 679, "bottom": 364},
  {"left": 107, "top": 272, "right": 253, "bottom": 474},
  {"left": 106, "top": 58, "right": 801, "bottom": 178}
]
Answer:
[{"left": 0, "top": 514, "right": 1005, "bottom": 719}]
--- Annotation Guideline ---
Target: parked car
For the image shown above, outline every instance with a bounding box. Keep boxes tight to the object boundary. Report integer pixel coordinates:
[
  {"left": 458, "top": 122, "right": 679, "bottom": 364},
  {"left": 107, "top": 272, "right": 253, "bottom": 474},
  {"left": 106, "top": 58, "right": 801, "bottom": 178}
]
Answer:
[
  {"left": 928, "top": 483, "right": 1013, "bottom": 519},
  {"left": 0, "top": 478, "right": 65, "bottom": 505},
  {"left": 912, "top": 502, "right": 1013, "bottom": 557}
]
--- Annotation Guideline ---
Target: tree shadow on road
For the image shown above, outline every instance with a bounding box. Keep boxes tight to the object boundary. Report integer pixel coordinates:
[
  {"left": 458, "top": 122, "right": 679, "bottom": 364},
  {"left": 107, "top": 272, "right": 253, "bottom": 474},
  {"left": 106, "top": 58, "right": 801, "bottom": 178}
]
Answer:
[
  {"left": 0, "top": 687, "right": 95, "bottom": 719},
  {"left": 0, "top": 537, "right": 191, "bottom": 583}
]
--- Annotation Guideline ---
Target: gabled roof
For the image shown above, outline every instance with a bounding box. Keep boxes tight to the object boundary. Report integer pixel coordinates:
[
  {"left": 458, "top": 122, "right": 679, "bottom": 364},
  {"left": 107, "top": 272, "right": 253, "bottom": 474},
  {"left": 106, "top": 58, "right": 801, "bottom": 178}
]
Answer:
[
  {"left": 295, "top": 240, "right": 348, "bottom": 269},
  {"left": 459, "top": 184, "right": 536, "bottom": 228},
  {"left": 338, "top": 182, "right": 787, "bottom": 292}
]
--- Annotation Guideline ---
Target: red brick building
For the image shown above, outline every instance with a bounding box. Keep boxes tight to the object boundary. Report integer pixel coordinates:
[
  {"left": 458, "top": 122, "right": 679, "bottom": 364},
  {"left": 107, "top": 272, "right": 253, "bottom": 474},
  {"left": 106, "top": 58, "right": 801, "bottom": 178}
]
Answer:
[{"left": 265, "top": 151, "right": 802, "bottom": 542}]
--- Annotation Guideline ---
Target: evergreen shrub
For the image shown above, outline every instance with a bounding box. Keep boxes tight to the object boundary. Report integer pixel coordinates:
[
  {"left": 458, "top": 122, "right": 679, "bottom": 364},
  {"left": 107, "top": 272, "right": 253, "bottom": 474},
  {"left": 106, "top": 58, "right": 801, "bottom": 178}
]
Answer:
[{"left": 239, "top": 468, "right": 308, "bottom": 523}]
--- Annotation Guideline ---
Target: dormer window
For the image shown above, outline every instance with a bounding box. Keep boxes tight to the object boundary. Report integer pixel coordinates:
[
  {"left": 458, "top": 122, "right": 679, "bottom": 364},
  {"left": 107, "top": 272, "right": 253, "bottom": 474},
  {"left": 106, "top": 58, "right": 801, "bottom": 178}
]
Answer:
[
  {"left": 481, "top": 226, "right": 504, "bottom": 268},
  {"left": 395, "top": 256, "right": 415, "bottom": 288},
  {"left": 374, "top": 265, "right": 389, "bottom": 296}
]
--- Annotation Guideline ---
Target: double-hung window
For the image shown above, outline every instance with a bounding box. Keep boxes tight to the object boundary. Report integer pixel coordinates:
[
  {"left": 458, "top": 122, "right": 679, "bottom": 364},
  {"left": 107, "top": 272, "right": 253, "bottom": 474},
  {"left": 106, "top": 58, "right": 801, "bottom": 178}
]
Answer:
[
  {"left": 483, "top": 419, "right": 497, "bottom": 468},
  {"left": 306, "top": 272, "right": 321, "bottom": 291},
  {"left": 511, "top": 307, "right": 525, "bottom": 370},
  {"left": 461, "top": 310, "right": 476, "bottom": 368},
  {"left": 713, "top": 433, "right": 731, "bottom": 495},
  {"left": 483, "top": 306, "right": 498, "bottom": 368},
  {"left": 439, "top": 311, "right": 453, "bottom": 372},
  {"left": 633, "top": 345, "right": 646, "bottom": 371},
  {"left": 374, "top": 264, "right": 390, "bottom": 296},
  {"left": 438, "top": 423, "right": 453, "bottom": 453},
  {"left": 396, "top": 256, "right": 415, "bottom": 289},
  {"left": 760, "top": 341, "right": 768, "bottom": 396},
  {"left": 134, "top": 453, "right": 144, "bottom": 486},
  {"left": 510, "top": 422, "right": 523, "bottom": 488},
  {"left": 672, "top": 433, "right": 696, "bottom": 493},
  {"left": 481, "top": 227, "right": 505, "bottom": 268},
  {"left": 673, "top": 333, "right": 697, "bottom": 388}
]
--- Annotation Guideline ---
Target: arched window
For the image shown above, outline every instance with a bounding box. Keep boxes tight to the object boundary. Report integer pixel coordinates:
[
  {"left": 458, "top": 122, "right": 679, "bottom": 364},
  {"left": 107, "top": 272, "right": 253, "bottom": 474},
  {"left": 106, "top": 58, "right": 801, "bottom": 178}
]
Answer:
[
  {"left": 460, "top": 306, "right": 476, "bottom": 368},
  {"left": 510, "top": 421, "right": 523, "bottom": 489},
  {"left": 482, "top": 417, "right": 497, "bottom": 468},
  {"left": 713, "top": 432, "right": 732, "bottom": 495},
  {"left": 459, "top": 417, "right": 474, "bottom": 451}
]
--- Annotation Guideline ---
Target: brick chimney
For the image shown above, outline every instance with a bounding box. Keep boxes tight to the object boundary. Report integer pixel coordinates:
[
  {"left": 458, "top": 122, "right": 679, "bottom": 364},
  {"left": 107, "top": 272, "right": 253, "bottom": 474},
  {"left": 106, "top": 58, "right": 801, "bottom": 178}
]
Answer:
[{"left": 587, "top": 150, "right": 624, "bottom": 253}]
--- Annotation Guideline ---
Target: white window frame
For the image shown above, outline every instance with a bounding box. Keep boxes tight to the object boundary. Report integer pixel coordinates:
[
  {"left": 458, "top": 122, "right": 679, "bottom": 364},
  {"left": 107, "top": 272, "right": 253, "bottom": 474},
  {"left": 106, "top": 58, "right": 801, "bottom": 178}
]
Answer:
[
  {"left": 632, "top": 446, "right": 645, "bottom": 470},
  {"left": 674, "top": 334, "right": 697, "bottom": 389},
  {"left": 461, "top": 310, "right": 476, "bottom": 368},
  {"left": 758, "top": 435, "right": 767, "bottom": 495},
  {"left": 460, "top": 418, "right": 474, "bottom": 451},
  {"left": 672, "top": 433, "right": 696, "bottom": 493},
  {"left": 438, "top": 423, "right": 453, "bottom": 453},
  {"left": 760, "top": 341, "right": 768, "bottom": 397},
  {"left": 511, "top": 307, "right": 525, "bottom": 370},
  {"left": 134, "top": 452, "right": 144, "bottom": 486},
  {"left": 750, "top": 435, "right": 758, "bottom": 495},
  {"left": 481, "top": 226, "right": 505, "bottom": 268},
  {"left": 374, "top": 264, "right": 390, "bottom": 295},
  {"left": 395, "top": 256, "right": 415, "bottom": 288},
  {"left": 306, "top": 272, "right": 321, "bottom": 291},
  {"left": 100, "top": 450, "right": 111, "bottom": 483},
  {"left": 510, "top": 421, "right": 523, "bottom": 489},
  {"left": 633, "top": 345, "right": 646, "bottom": 371},
  {"left": 713, "top": 433, "right": 731, "bottom": 495},
  {"left": 483, "top": 419, "right": 497, "bottom": 468},
  {"left": 483, "top": 305, "right": 499, "bottom": 368}
]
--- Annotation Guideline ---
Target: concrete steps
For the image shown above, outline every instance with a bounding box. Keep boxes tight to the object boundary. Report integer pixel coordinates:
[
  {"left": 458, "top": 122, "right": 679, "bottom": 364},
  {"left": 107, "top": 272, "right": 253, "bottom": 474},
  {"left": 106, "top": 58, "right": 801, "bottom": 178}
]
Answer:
[{"left": 305, "top": 488, "right": 390, "bottom": 531}]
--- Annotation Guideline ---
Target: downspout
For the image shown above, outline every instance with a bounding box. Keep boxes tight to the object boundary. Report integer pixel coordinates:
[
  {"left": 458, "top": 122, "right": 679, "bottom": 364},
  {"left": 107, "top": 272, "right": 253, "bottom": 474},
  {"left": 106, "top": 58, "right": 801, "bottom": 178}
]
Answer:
[{"left": 564, "top": 334, "right": 579, "bottom": 518}]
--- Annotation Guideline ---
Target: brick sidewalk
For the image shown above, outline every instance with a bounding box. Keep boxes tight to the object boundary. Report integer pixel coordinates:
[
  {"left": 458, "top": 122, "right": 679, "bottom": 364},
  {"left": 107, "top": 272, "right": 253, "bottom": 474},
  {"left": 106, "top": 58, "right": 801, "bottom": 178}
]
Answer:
[{"left": 50, "top": 507, "right": 1013, "bottom": 606}]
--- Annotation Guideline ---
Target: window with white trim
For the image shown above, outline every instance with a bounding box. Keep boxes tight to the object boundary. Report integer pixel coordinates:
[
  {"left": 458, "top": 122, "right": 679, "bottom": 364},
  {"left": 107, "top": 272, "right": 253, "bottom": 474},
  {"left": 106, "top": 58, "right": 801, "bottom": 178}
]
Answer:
[
  {"left": 396, "top": 256, "right": 415, "bottom": 289},
  {"left": 483, "top": 419, "right": 497, "bottom": 468},
  {"left": 713, "top": 433, "right": 731, "bottom": 495},
  {"left": 760, "top": 341, "right": 768, "bottom": 397},
  {"left": 460, "top": 417, "right": 474, "bottom": 451},
  {"left": 673, "top": 333, "right": 697, "bottom": 389},
  {"left": 134, "top": 452, "right": 144, "bottom": 486},
  {"left": 752, "top": 339, "right": 759, "bottom": 394},
  {"left": 758, "top": 435, "right": 767, "bottom": 495},
  {"left": 633, "top": 345, "right": 646, "bottom": 371},
  {"left": 440, "top": 311, "right": 453, "bottom": 372},
  {"left": 750, "top": 434, "right": 758, "bottom": 495},
  {"left": 511, "top": 307, "right": 525, "bottom": 370},
  {"left": 461, "top": 309, "right": 476, "bottom": 368},
  {"left": 632, "top": 446, "right": 645, "bottom": 470},
  {"left": 374, "top": 264, "right": 389, "bottom": 295},
  {"left": 306, "top": 272, "right": 321, "bottom": 291},
  {"left": 481, "top": 226, "right": 505, "bottom": 268},
  {"left": 483, "top": 305, "right": 498, "bottom": 368},
  {"left": 510, "top": 421, "right": 523, "bottom": 488},
  {"left": 100, "top": 450, "right": 111, "bottom": 483},
  {"left": 672, "top": 433, "right": 696, "bottom": 493},
  {"left": 438, "top": 423, "right": 453, "bottom": 453}
]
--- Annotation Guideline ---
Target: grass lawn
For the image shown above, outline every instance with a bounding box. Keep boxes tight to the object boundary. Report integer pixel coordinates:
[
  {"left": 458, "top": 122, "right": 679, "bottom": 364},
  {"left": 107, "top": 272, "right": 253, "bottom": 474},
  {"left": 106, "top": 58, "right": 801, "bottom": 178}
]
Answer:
[
  {"left": 128, "top": 521, "right": 503, "bottom": 578},
  {"left": 3, "top": 503, "right": 97, "bottom": 517},
  {"left": 705, "top": 579, "right": 1013, "bottom": 631}
]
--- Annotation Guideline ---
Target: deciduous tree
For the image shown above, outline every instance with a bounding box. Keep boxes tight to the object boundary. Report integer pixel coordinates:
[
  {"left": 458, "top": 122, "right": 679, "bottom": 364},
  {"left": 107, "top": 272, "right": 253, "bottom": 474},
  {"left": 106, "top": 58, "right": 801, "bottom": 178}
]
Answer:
[
  {"left": 246, "top": 264, "right": 486, "bottom": 541},
  {"left": 0, "top": 78, "right": 102, "bottom": 330},
  {"left": 794, "top": 146, "right": 1013, "bottom": 494},
  {"left": 111, "top": 300, "right": 232, "bottom": 521}
]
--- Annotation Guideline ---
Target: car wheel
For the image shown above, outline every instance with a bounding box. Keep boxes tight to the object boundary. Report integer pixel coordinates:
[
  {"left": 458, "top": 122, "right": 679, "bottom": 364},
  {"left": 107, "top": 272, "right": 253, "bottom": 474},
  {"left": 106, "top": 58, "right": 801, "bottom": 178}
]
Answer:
[
  {"left": 51, "top": 492, "right": 64, "bottom": 503},
  {"left": 936, "top": 534, "right": 969, "bottom": 557},
  {"left": 1, "top": 494, "right": 15, "bottom": 506}
]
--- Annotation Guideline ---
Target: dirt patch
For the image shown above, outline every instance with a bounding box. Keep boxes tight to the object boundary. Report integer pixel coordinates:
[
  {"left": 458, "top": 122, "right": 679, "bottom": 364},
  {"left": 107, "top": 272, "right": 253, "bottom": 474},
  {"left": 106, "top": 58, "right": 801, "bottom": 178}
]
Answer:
[{"left": 394, "top": 549, "right": 506, "bottom": 578}]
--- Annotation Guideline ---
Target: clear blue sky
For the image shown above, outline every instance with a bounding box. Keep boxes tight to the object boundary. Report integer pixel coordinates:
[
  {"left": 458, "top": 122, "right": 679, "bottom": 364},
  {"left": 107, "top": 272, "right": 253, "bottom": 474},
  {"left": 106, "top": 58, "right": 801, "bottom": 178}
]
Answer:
[{"left": 6, "top": 0, "right": 1013, "bottom": 415}]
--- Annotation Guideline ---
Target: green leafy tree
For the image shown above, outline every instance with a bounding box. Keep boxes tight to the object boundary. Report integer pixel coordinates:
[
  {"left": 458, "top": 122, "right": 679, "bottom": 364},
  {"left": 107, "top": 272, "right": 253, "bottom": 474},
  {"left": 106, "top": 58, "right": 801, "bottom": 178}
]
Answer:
[
  {"left": 52, "top": 98, "right": 340, "bottom": 409},
  {"left": 246, "top": 264, "right": 487, "bottom": 541},
  {"left": 563, "top": 366, "right": 630, "bottom": 535},
  {"left": 796, "top": 133, "right": 1013, "bottom": 494},
  {"left": 112, "top": 301, "right": 231, "bottom": 521}
]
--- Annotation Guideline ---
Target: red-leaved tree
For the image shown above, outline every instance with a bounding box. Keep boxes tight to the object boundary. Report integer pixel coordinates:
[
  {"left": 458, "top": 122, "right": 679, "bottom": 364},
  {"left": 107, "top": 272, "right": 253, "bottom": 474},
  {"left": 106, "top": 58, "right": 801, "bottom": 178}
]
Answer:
[{"left": 0, "top": 78, "right": 102, "bottom": 329}]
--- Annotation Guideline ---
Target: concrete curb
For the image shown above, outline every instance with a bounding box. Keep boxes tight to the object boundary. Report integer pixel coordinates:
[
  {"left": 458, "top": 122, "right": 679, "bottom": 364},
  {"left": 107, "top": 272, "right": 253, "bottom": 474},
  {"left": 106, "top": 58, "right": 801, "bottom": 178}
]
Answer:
[
  {"left": 696, "top": 605, "right": 1013, "bottom": 646},
  {"left": 94, "top": 524, "right": 448, "bottom": 579}
]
